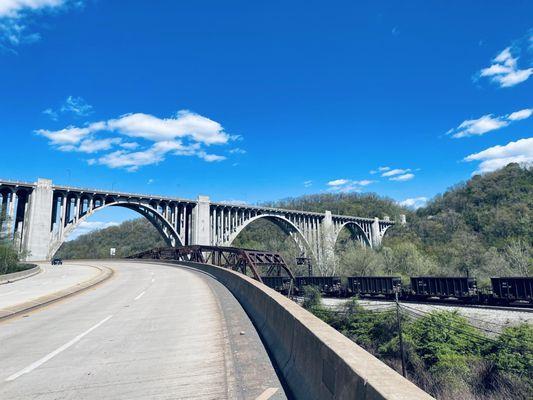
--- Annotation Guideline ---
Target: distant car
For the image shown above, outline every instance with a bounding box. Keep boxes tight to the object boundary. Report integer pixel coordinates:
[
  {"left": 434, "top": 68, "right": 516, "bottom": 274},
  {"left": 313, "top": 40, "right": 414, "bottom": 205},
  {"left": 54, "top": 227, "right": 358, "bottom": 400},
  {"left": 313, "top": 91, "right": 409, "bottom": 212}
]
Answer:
[{"left": 51, "top": 258, "right": 63, "bottom": 265}]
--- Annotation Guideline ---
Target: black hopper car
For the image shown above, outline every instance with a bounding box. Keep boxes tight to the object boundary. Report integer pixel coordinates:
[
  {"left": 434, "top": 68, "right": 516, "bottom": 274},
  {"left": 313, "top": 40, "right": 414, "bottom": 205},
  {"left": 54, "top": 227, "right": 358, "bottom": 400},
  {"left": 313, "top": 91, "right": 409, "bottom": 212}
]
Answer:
[
  {"left": 294, "top": 276, "right": 343, "bottom": 296},
  {"left": 409, "top": 276, "right": 477, "bottom": 301},
  {"left": 490, "top": 277, "right": 533, "bottom": 305},
  {"left": 262, "top": 274, "right": 533, "bottom": 307},
  {"left": 260, "top": 276, "right": 293, "bottom": 293},
  {"left": 348, "top": 276, "right": 402, "bottom": 299}
]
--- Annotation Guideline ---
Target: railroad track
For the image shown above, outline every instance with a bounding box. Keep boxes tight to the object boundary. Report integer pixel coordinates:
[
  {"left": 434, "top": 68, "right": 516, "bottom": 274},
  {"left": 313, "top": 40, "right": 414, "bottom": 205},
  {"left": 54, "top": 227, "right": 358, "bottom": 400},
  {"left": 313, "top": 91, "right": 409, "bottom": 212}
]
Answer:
[{"left": 322, "top": 296, "right": 533, "bottom": 313}]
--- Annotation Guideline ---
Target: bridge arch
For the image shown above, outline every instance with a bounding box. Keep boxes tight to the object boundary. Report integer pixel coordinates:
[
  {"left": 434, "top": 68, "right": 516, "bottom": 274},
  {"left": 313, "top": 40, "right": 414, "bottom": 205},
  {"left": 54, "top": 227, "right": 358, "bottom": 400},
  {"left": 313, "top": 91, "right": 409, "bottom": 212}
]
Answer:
[
  {"left": 333, "top": 221, "right": 372, "bottom": 248},
  {"left": 49, "top": 200, "right": 183, "bottom": 258},
  {"left": 226, "top": 214, "right": 316, "bottom": 261}
]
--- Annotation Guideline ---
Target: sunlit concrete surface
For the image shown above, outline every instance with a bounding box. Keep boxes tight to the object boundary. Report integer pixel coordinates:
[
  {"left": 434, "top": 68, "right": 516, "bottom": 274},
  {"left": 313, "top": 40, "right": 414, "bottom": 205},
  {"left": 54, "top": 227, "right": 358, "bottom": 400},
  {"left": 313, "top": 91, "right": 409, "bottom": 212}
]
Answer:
[
  {"left": 0, "top": 261, "right": 286, "bottom": 400},
  {"left": 0, "top": 263, "right": 98, "bottom": 310}
]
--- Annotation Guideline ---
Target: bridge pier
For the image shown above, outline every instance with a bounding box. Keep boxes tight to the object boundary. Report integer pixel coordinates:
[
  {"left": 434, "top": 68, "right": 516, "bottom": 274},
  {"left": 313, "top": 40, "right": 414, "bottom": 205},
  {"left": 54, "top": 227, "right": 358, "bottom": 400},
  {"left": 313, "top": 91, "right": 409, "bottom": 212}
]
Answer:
[
  {"left": 194, "top": 195, "right": 211, "bottom": 245},
  {"left": 22, "top": 179, "right": 54, "bottom": 261}
]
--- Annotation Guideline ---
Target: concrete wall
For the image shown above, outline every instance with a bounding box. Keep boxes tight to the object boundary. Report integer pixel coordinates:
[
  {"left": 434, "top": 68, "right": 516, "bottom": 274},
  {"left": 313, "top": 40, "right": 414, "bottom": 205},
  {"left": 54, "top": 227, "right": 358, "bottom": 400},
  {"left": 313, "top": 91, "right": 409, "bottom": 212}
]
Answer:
[{"left": 176, "top": 261, "right": 434, "bottom": 400}]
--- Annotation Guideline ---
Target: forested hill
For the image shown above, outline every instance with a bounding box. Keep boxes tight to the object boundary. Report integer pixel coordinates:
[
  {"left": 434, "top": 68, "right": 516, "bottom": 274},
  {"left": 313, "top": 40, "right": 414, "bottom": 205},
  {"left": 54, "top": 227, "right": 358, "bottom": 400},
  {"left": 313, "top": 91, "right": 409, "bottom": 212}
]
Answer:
[
  {"left": 57, "top": 163, "right": 532, "bottom": 280},
  {"left": 416, "top": 163, "right": 532, "bottom": 249},
  {"left": 262, "top": 193, "right": 407, "bottom": 220},
  {"left": 56, "top": 219, "right": 165, "bottom": 259}
]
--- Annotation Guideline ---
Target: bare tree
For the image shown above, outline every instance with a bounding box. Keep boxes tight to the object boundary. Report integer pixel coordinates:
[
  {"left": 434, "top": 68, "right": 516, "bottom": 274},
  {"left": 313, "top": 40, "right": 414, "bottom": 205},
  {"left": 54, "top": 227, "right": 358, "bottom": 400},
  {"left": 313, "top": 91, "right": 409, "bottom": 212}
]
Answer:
[{"left": 504, "top": 239, "right": 532, "bottom": 277}]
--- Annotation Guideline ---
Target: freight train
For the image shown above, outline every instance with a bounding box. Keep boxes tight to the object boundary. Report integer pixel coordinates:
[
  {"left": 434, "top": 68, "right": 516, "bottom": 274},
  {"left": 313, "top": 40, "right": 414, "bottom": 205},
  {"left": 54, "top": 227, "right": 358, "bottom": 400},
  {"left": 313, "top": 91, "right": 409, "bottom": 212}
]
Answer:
[{"left": 261, "top": 275, "right": 533, "bottom": 306}]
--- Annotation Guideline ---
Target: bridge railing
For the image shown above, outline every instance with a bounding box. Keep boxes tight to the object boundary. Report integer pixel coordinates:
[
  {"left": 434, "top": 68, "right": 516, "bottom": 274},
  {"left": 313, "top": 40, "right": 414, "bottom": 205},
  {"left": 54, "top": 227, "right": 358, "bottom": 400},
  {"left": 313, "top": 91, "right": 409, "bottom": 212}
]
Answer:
[{"left": 165, "top": 260, "right": 434, "bottom": 400}]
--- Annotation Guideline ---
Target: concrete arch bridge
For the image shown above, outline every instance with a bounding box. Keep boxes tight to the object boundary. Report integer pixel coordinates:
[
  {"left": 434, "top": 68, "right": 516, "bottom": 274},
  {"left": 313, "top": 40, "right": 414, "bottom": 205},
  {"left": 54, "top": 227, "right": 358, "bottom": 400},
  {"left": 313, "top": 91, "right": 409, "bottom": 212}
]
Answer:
[{"left": 0, "top": 178, "right": 401, "bottom": 263}]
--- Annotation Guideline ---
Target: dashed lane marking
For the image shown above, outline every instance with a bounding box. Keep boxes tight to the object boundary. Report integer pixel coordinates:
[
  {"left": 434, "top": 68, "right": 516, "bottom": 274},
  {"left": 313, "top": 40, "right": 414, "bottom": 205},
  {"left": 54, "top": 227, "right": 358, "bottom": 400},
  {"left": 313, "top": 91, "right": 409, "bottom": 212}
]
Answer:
[{"left": 5, "top": 315, "right": 113, "bottom": 381}]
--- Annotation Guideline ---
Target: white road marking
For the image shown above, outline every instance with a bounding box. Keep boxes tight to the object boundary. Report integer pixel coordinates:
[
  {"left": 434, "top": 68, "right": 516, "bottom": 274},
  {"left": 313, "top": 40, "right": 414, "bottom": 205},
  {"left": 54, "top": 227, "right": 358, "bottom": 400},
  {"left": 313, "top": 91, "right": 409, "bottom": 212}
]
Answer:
[
  {"left": 134, "top": 291, "right": 145, "bottom": 300},
  {"left": 255, "top": 387, "right": 279, "bottom": 400},
  {"left": 5, "top": 315, "right": 113, "bottom": 382}
]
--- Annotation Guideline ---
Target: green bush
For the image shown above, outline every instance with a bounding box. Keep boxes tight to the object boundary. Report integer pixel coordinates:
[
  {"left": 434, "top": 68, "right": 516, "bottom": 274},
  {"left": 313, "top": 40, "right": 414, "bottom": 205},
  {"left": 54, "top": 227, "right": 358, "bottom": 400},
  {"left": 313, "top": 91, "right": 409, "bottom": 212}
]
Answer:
[
  {"left": 406, "top": 310, "right": 482, "bottom": 373},
  {"left": 486, "top": 324, "right": 533, "bottom": 376}
]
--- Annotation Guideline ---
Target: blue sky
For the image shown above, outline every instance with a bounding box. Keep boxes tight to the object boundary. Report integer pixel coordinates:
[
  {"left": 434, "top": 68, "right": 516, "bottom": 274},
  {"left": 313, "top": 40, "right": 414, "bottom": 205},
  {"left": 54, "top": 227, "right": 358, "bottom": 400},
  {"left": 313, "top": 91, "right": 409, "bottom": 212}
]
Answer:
[{"left": 1, "top": 1, "right": 532, "bottom": 235}]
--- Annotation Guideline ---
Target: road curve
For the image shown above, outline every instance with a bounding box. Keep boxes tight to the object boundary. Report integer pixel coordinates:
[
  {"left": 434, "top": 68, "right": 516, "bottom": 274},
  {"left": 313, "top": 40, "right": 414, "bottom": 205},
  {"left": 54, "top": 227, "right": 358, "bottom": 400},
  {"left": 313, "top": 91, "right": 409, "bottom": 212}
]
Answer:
[{"left": 0, "top": 260, "right": 287, "bottom": 400}]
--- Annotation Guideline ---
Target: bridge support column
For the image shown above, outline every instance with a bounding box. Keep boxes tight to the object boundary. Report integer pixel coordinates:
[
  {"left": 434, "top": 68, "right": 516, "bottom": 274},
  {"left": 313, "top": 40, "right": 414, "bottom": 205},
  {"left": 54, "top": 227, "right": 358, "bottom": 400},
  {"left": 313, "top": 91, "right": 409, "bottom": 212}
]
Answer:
[
  {"left": 319, "top": 210, "right": 336, "bottom": 273},
  {"left": 194, "top": 195, "right": 211, "bottom": 245},
  {"left": 22, "top": 179, "right": 54, "bottom": 261},
  {"left": 371, "top": 217, "right": 381, "bottom": 248}
]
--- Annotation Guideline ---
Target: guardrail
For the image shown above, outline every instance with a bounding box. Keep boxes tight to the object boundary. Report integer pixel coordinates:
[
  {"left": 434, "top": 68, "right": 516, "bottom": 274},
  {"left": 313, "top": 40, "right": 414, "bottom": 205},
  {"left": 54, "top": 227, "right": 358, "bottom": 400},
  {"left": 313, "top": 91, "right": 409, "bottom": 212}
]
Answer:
[
  {"left": 0, "top": 264, "right": 40, "bottom": 284},
  {"left": 171, "top": 260, "right": 434, "bottom": 400}
]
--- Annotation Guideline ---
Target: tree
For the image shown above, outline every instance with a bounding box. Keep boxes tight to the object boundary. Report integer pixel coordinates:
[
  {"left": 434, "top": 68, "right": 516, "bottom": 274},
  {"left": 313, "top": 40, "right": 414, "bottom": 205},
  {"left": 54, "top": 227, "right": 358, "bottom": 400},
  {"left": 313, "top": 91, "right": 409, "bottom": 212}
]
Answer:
[{"left": 504, "top": 240, "right": 533, "bottom": 277}]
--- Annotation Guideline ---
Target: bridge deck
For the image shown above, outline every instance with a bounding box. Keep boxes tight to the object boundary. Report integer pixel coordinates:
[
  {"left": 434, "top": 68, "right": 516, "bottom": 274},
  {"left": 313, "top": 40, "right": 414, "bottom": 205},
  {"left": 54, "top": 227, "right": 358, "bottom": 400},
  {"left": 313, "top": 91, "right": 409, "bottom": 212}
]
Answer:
[{"left": 0, "top": 261, "right": 287, "bottom": 399}]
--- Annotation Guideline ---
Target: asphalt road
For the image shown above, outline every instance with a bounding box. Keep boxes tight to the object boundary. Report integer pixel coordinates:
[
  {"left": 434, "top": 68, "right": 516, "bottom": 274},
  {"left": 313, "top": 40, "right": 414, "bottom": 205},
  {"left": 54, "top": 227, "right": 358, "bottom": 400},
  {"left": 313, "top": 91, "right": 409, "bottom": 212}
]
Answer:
[{"left": 0, "top": 260, "right": 287, "bottom": 400}]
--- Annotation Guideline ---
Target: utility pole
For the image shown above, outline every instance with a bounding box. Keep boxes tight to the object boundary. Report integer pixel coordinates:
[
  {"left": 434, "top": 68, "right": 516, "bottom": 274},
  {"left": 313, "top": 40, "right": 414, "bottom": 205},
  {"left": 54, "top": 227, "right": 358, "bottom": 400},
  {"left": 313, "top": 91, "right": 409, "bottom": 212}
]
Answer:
[{"left": 395, "top": 286, "right": 407, "bottom": 378}]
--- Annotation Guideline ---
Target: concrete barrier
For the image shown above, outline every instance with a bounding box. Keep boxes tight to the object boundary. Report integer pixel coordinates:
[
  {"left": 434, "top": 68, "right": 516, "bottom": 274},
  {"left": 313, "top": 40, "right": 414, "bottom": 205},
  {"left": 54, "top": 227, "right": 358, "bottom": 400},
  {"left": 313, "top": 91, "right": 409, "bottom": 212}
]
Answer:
[
  {"left": 175, "top": 261, "right": 434, "bottom": 400},
  {"left": 0, "top": 265, "right": 40, "bottom": 284}
]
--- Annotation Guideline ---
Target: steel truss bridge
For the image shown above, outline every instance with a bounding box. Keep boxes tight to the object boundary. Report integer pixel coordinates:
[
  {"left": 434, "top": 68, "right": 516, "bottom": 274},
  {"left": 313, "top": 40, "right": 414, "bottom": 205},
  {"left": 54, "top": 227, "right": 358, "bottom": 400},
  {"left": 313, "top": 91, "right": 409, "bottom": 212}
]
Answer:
[
  {"left": 129, "top": 245, "right": 295, "bottom": 283},
  {"left": 0, "top": 178, "right": 401, "bottom": 263}
]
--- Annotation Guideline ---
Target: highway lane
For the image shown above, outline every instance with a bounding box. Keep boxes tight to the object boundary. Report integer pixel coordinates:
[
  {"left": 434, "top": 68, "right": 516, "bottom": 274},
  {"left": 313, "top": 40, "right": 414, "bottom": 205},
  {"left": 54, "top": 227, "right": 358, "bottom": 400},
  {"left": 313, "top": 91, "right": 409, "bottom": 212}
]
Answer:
[{"left": 0, "top": 260, "right": 287, "bottom": 400}]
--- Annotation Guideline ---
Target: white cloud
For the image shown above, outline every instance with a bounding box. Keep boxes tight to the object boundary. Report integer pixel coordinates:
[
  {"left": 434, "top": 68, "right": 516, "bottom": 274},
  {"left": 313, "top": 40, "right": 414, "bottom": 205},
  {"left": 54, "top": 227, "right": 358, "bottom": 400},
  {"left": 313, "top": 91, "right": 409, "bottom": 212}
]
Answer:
[
  {"left": 36, "top": 121, "right": 104, "bottom": 145},
  {"left": 42, "top": 108, "right": 58, "bottom": 120},
  {"left": 0, "top": 0, "right": 66, "bottom": 17},
  {"left": 447, "top": 108, "right": 532, "bottom": 139},
  {"left": 37, "top": 109, "right": 237, "bottom": 170},
  {"left": 354, "top": 179, "right": 374, "bottom": 186},
  {"left": 43, "top": 95, "right": 93, "bottom": 120},
  {"left": 197, "top": 151, "right": 226, "bottom": 162},
  {"left": 67, "top": 220, "right": 119, "bottom": 241},
  {"left": 328, "top": 179, "right": 349, "bottom": 186},
  {"left": 464, "top": 137, "right": 533, "bottom": 174},
  {"left": 508, "top": 108, "right": 533, "bottom": 121},
  {"left": 479, "top": 46, "right": 533, "bottom": 88},
  {"left": 0, "top": 0, "right": 78, "bottom": 50},
  {"left": 119, "top": 142, "right": 139, "bottom": 150},
  {"left": 327, "top": 178, "right": 375, "bottom": 193},
  {"left": 398, "top": 197, "right": 428, "bottom": 209},
  {"left": 60, "top": 95, "right": 93, "bottom": 116},
  {"left": 370, "top": 166, "right": 390, "bottom": 174},
  {"left": 303, "top": 180, "right": 313, "bottom": 188},
  {"left": 147, "top": 178, "right": 154, "bottom": 184},
  {"left": 390, "top": 173, "right": 414, "bottom": 182},
  {"left": 229, "top": 148, "right": 246, "bottom": 154},
  {"left": 106, "top": 110, "right": 229, "bottom": 145},
  {"left": 381, "top": 168, "right": 410, "bottom": 177}
]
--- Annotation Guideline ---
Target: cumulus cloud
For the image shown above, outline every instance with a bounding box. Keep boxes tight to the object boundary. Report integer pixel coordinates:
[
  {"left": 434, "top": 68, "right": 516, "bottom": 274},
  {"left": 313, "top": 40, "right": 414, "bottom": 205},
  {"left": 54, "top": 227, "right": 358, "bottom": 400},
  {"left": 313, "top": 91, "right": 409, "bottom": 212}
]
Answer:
[
  {"left": 447, "top": 108, "right": 532, "bottom": 139},
  {"left": 0, "top": 0, "right": 80, "bottom": 50},
  {"left": 327, "top": 179, "right": 375, "bottom": 193},
  {"left": 389, "top": 173, "right": 415, "bottom": 182},
  {"left": 508, "top": 108, "right": 533, "bottom": 121},
  {"left": 328, "top": 179, "right": 349, "bottom": 186},
  {"left": 464, "top": 137, "right": 533, "bottom": 174},
  {"left": 381, "top": 168, "right": 410, "bottom": 177},
  {"left": 398, "top": 197, "right": 428, "bottom": 209},
  {"left": 37, "top": 109, "right": 235, "bottom": 170},
  {"left": 370, "top": 166, "right": 390, "bottom": 174},
  {"left": 478, "top": 46, "right": 533, "bottom": 88}
]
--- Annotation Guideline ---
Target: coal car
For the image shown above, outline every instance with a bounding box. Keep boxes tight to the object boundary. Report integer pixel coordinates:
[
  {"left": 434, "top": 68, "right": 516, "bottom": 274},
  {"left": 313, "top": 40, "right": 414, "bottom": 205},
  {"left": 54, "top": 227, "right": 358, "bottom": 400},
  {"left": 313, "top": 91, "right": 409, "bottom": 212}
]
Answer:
[
  {"left": 348, "top": 276, "right": 402, "bottom": 299},
  {"left": 260, "top": 276, "right": 293, "bottom": 293},
  {"left": 294, "top": 276, "right": 342, "bottom": 296},
  {"left": 490, "top": 277, "right": 533, "bottom": 304},
  {"left": 410, "top": 276, "right": 477, "bottom": 300}
]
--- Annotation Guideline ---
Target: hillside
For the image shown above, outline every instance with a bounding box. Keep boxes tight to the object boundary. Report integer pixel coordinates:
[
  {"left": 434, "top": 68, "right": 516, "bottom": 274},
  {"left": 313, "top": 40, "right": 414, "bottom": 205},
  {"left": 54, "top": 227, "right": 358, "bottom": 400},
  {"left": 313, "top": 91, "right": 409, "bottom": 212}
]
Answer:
[
  {"left": 56, "top": 218, "right": 165, "bottom": 259},
  {"left": 56, "top": 163, "right": 532, "bottom": 280}
]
